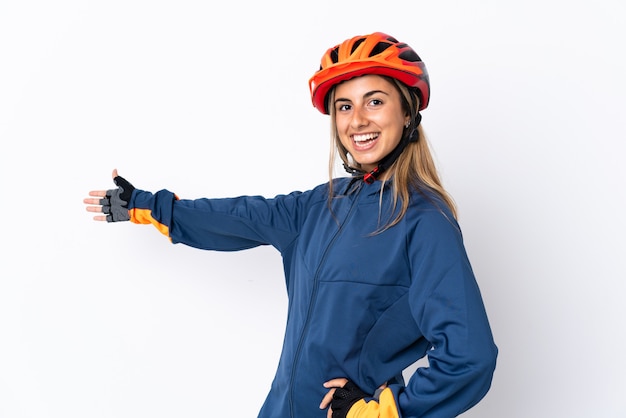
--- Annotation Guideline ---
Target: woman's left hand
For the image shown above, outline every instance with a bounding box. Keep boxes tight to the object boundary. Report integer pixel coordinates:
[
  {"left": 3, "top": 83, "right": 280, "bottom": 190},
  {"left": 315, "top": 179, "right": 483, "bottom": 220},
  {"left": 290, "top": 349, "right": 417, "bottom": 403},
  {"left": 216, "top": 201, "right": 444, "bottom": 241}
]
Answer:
[
  {"left": 320, "top": 378, "right": 388, "bottom": 418},
  {"left": 320, "top": 378, "right": 349, "bottom": 418}
]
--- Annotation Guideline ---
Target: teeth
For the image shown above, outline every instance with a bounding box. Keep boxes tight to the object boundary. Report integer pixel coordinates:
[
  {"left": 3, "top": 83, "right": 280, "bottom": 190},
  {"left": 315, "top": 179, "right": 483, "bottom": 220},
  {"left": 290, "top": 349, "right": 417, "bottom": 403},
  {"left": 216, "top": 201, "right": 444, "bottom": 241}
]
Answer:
[{"left": 353, "top": 133, "right": 378, "bottom": 142}]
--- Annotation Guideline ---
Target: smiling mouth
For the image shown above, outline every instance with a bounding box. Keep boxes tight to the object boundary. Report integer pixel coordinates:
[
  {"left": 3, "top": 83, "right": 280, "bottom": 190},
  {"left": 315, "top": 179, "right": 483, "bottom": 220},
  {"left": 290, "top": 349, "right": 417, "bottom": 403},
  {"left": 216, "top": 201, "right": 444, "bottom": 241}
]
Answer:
[{"left": 353, "top": 133, "right": 379, "bottom": 144}]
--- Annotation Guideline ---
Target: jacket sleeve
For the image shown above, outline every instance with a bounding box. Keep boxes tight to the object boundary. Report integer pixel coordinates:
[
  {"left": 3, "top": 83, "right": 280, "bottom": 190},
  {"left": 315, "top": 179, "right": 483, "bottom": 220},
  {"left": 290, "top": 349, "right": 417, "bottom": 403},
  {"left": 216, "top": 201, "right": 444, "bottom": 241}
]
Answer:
[
  {"left": 127, "top": 188, "right": 311, "bottom": 253},
  {"left": 345, "top": 210, "right": 498, "bottom": 418},
  {"left": 399, "top": 210, "right": 497, "bottom": 417}
]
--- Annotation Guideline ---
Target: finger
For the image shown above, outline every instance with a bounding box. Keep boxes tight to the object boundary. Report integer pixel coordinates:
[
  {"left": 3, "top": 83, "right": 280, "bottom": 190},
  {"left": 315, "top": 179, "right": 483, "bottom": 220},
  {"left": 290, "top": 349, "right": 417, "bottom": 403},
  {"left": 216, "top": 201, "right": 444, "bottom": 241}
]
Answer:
[
  {"left": 327, "top": 407, "right": 332, "bottom": 418},
  {"left": 88, "top": 190, "right": 107, "bottom": 197},
  {"left": 92, "top": 214, "right": 108, "bottom": 221},
  {"left": 84, "top": 198, "right": 106, "bottom": 206},
  {"left": 112, "top": 168, "right": 118, "bottom": 179},
  {"left": 319, "top": 387, "right": 336, "bottom": 409},
  {"left": 85, "top": 205, "right": 103, "bottom": 213},
  {"left": 323, "top": 378, "right": 348, "bottom": 388},
  {"left": 83, "top": 197, "right": 104, "bottom": 205}
]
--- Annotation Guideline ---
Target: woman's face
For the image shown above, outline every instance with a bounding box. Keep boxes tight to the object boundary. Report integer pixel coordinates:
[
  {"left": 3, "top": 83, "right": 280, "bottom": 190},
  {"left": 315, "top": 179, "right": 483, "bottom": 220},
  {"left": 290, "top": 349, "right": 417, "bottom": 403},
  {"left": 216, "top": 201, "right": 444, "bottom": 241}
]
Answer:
[{"left": 333, "top": 75, "right": 409, "bottom": 173}]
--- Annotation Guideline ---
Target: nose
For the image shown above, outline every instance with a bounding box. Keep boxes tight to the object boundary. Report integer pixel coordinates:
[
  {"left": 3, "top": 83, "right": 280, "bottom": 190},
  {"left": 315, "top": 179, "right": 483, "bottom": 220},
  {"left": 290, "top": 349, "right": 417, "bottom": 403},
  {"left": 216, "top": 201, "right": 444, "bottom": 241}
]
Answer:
[{"left": 350, "top": 107, "right": 368, "bottom": 129}]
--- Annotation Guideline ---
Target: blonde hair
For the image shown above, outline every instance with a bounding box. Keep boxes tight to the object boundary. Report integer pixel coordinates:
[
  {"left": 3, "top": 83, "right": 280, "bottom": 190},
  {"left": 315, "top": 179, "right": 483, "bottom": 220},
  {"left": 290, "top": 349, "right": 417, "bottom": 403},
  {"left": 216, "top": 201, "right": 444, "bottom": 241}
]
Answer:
[{"left": 326, "top": 76, "right": 457, "bottom": 231}]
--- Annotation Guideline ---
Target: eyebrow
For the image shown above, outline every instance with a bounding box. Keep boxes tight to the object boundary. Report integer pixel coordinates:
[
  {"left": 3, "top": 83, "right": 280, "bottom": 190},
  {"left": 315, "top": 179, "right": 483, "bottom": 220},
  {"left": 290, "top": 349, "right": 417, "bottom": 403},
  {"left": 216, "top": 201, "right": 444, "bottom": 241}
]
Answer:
[{"left": 334, "top": 89, "right": 390, "bottom": 105}]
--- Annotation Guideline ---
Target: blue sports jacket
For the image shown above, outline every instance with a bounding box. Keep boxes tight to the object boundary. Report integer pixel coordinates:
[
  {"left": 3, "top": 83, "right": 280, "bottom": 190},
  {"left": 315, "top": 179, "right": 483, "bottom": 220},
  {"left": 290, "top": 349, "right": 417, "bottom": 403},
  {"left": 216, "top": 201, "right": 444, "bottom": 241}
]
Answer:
[{"left": 127, "top": 177, "right": 498, "bottom": 417}]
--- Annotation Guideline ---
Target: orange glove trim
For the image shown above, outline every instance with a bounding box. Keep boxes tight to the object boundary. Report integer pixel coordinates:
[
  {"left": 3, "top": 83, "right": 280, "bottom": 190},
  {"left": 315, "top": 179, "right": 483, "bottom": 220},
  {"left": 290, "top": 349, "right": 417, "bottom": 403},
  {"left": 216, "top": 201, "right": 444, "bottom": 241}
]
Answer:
[
  {"left": 129, "top": 208, "right": 170, "bottom": 237},
  {"left": 346, "top": 388, "right": 400, "bottom": 418}
]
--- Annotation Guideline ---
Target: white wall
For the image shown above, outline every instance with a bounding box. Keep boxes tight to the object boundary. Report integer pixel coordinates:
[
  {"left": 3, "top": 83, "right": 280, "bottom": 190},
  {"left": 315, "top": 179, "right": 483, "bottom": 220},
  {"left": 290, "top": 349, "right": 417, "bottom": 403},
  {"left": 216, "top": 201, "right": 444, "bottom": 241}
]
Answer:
[{"left": 1, "top": 1, "right": 625, "bottom": 416}]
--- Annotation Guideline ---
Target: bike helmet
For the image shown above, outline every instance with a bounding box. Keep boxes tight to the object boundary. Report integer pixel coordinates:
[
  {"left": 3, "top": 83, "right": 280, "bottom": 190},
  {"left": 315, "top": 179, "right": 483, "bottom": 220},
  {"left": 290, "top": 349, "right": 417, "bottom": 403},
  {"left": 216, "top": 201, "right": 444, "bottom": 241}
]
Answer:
[{"left": 309, "top": 32, "right": 430, "bottom": 114}]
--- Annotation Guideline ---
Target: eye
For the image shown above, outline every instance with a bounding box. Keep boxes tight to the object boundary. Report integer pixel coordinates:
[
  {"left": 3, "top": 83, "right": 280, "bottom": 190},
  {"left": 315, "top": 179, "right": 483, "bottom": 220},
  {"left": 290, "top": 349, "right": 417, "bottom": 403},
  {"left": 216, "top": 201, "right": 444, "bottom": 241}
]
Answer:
[
  {"left": 368, "top": 98, "right": 383, "bottom": 106},
  {"left": 336, "top": 103, "right": 352, "bottom": 112}
]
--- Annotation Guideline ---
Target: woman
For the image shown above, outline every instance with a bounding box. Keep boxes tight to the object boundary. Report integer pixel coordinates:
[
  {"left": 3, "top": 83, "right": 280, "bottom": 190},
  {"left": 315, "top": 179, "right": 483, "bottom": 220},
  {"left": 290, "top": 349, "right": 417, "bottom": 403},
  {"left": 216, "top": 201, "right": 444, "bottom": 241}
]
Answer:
[{"left": 84, "top": 32, "right": 497, "bottom": 418}]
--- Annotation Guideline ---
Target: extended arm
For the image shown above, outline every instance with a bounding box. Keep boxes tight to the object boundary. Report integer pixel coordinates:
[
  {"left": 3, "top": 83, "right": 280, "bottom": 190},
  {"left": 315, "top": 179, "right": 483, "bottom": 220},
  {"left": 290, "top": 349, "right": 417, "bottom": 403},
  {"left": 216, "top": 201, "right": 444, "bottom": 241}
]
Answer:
[{"left": 84, "top": 169, "right": 310, "bottom": 252}]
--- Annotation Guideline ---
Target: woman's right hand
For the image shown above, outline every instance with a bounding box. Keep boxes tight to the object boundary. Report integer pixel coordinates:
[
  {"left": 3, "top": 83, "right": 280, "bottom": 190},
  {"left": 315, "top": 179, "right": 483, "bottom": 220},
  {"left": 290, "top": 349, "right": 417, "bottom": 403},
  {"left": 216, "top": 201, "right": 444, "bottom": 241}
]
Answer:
[{"left": 83, "top": 169, "right": 135, "bottom": 222}]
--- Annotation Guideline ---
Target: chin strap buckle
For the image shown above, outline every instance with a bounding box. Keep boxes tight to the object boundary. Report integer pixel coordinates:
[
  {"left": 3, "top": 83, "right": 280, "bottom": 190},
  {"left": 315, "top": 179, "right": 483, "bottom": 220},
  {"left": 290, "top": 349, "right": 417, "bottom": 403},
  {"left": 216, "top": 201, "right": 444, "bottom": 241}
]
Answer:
[{"left": 363, "top": 167, "right": 380, "bottom": 184}]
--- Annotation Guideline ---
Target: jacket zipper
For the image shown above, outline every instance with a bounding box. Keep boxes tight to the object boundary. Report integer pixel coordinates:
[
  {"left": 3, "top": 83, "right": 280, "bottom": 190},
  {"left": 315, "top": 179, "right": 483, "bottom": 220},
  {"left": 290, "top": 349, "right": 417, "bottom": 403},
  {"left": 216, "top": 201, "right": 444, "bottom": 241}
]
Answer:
[{"left": 288, "top": 182, "right": 364, "bottom": 416}]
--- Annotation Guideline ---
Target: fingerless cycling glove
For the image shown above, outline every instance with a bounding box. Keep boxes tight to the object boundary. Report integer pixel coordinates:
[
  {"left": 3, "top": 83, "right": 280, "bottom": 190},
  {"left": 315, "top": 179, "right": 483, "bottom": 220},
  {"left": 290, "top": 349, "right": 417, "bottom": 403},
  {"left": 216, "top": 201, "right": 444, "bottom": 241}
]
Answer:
[{"left": 100, "top": 175, "right": 135, "bottom": 222}]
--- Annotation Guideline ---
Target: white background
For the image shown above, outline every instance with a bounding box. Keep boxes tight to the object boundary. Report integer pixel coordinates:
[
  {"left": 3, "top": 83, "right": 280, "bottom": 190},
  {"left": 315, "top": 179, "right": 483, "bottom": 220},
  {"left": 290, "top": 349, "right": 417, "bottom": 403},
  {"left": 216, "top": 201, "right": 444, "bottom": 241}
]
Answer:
[{"left": 1, "top": 1, "right": 625, "bottom": 417}]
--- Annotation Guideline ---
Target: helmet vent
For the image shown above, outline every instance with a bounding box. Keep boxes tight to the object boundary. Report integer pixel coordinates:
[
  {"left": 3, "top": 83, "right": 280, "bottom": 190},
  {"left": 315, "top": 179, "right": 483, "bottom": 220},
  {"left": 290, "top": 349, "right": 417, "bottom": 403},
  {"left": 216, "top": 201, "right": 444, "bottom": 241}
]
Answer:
[
  {"left": 399, "top": 49, "right": 422, "bottom": 62},
  {"left": 330, "top": 46, "right": 340, "bottom": 64},
  {"left": 351, "top": 37, "right": 366, "bottom": 54},
  {"left": 369, "top": 42, "right": 392, "bottom": 57}
]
